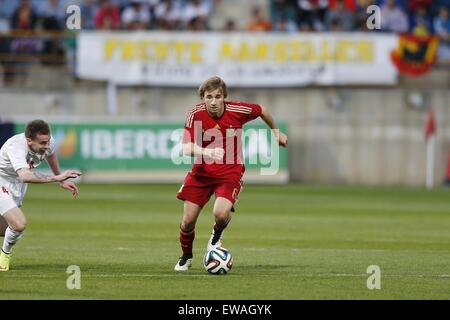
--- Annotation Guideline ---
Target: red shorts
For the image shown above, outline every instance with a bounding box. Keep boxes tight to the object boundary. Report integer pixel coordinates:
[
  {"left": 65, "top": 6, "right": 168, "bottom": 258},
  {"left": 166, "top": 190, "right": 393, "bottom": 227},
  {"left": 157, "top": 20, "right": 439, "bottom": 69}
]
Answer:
[{"left": 176, "top": 173, "right": 243, "bottom": 211}]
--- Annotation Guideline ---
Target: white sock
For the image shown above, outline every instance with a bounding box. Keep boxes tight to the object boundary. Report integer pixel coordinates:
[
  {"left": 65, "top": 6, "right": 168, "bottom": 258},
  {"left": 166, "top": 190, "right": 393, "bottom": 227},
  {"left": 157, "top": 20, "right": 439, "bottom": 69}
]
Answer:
[{"left": 2, "top": 227, "right": 24, "bottom": 254}]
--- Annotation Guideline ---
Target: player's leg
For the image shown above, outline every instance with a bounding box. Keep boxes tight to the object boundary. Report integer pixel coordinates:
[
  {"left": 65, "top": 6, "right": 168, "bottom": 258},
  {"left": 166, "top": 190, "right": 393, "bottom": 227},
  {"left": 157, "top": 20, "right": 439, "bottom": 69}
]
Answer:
[
  {"left": 2, "top": 207, "right": 26, "bottom": 252},
  {"left": 0, "top": 215, "right": 8, "bottom": 236},
  {"left": 207, "top": 197, "right": 233, "bottom": 250},
  {"left": 0, "top": 207, "right": 26, "bottom": 271},
  {"left": 208, "top": 180, "right": 243, "bottom": 250},
  {"left": 0, "top": 214, "right": 8, "bottom": 270},
  {"left": 175, "top": 201, "right": 202, "bottom": 271},
  {"left": 175, "top": 173, "right": 214, "bottom": 271}
]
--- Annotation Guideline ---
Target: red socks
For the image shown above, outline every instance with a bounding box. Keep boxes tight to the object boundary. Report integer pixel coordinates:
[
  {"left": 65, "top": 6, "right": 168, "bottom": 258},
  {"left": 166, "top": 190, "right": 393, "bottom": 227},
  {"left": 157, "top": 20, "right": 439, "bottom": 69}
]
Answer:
[{"left": 179, "top": 225, "right": 195, "bottom": 257}]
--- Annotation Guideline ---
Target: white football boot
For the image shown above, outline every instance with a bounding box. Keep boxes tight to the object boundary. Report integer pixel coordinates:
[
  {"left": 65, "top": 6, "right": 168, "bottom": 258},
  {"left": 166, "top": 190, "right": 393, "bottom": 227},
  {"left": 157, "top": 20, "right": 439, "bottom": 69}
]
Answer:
[
  {"left": 207, "top": 230, "right": 223, "bottom": 251},
  {"left": 174, "top": 255, "right": 192, "bottom": 271}
]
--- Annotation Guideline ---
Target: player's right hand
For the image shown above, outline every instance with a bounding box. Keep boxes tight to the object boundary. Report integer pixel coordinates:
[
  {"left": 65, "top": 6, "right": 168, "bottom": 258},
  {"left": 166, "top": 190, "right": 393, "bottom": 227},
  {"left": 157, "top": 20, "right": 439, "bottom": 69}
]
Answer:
[
  {"left": 272, "top": 129, "right": 288, "bottom": 147},
  {"left": 204, "top": 147, "right": 225, "bottom": 161},
  {"left": 277, "top": 131, "right": 288, "bottom": 147}
]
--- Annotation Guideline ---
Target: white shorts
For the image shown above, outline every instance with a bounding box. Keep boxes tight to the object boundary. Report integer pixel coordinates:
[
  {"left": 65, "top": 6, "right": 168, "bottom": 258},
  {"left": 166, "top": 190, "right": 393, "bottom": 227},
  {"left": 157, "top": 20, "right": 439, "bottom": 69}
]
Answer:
[{"left": 0, "top": 176, "right": 27, "bottom": 216}]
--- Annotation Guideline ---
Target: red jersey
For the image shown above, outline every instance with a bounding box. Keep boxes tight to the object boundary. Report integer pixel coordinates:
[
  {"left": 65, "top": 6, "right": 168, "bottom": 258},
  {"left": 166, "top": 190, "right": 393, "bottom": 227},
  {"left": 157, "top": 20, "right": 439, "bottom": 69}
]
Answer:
[
  {"left": 94, "top": 6, "right": 121, "bottom": 29},
  {"left": 183, "top": 101, "right": 262, "bottom": 180}
]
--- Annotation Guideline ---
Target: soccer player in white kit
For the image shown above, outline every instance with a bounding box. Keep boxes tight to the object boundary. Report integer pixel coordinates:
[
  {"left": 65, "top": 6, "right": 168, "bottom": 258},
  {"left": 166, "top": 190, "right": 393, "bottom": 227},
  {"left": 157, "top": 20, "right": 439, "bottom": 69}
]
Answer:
[{"left": 0, "top": 120, "right": 82, "bottom": 271}]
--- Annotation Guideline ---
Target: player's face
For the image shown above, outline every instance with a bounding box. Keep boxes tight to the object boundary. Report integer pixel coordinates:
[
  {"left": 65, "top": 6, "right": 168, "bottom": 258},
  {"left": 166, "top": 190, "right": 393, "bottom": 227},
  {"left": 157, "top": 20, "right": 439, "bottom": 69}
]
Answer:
[
  {"left": 203, "top": 88, "right": 225, "bottom": 118},
  {"left": 27, "top": 134, "right": 51, "bottom": 155}
]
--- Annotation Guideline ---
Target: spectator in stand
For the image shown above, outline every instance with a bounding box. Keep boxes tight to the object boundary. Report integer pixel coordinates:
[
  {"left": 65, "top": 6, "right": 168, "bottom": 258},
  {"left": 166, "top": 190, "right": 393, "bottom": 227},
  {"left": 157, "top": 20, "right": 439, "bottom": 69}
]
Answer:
[
  {"left": 121, "top": 0, "right": 151, "bottom": 30},
  {"left": 380, "top": 0, "right": 409, "bottom": 33},
  {"left": 325, "top": 0, "right": 356, "bottom": 31},
  {"left": 328, "top": 17, "right": 343, "bottom": 31},
  {"left": 109, "top": 0, "right": 132, "bottom": 12},
  {"left": 37, "top": 0, "right": 84, "bottom": 25},
  {"left": 80, "top": 0, "right": 98, "bottom": 30},
  {"left": 0, "top": 0, "right": 20, "bottom": 32},
  {"left": 246, "top": 6, "right": 271, "bottom": 31},
  {"left": 181, "top": 0, "right": 210, "bottom": 30},
  {"left": 8, "top": 0, "right": 40, "bottom": 84},
  {"left": 95, "top": 0, "right": 121, "bottom": 30},
  {"left": 39, "top": 0, "right": 64, "bottom": 29},
  {"left": 39, "top": 0, "right": 66, "bottom": 66},
  {"left": 11, "top": 0, "right": 38, "bottom": 30},
  {"left": 357, "top": 0, "right": 376, "bottom": 6},
  {"left": 203, "top": 0, "right": 218, "bottom": 14},
  {"left": 0, "top": 0, "right": 20, "bottom": 83},
  {"left": 407, "top": 0, "right": 433, "bottom": 13},
  {"left": 432, "top": 1, "right": 450, "bottom": 15},
  {"left": 273, "top": 13, "right": 299, "bottom": 32},
  {"left": 356, "top": 0, "right": 376, "bottom": 10},
  {"left": 435, "top": 6, "right": 450, "bottom": 36},
  {"left": 154, "top": 0, "right": 182, "bottom": 31},
  {"left": 375, "top": 0, "right": 407, "bottom": 10},
  {"left": 147, "top": 0, "right": 161, "bottom": 18},
  {"left": 296, "top": 0, "right": 328, "bottom": 31},
  {"left": 222, "top": 18, "right": 238, "bottom": 32},
  {"left": 354, "top": 0, "right": 376, "bottom": 31},
  {"left": 134, "top": 0, "right": 161, "bottom": 29},
  {"left": 271, "top": 0, "right": 298, "bottom": 32},
  {"left": 434, "top": 6, "right": 450, "bottom": 61},
  {"left": 298, "top": 21, "right": 313, "bottom": 31},
  {"left": 186, "top": 16, "right": 207, "bottom": 31},
  {"left": 409, "top": 5, "right": 433, "bottom": 36},
  {"left": 329, "top": 0, "right": 357, "bottom": 11}
]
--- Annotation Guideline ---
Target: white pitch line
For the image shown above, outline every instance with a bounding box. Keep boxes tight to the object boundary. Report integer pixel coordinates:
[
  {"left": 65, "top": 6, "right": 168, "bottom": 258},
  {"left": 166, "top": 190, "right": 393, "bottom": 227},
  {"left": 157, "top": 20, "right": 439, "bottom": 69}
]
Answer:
[{"left": 6, "top": 273, "right": 450, "bottom": 279}]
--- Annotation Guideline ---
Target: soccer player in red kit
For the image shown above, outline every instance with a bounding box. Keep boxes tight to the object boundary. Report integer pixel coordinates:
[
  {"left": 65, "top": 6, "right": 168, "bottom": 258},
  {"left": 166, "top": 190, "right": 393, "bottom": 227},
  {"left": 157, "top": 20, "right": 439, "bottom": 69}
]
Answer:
[{"left": 174, "top": 76, "right": 288, "bottom": 271}]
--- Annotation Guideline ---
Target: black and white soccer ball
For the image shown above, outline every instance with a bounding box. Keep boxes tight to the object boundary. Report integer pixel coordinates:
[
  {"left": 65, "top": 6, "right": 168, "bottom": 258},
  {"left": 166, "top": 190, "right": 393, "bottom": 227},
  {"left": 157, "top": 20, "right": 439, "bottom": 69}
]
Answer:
[{"left": 203, "top": 247, "right": 233, "bottom": 275}]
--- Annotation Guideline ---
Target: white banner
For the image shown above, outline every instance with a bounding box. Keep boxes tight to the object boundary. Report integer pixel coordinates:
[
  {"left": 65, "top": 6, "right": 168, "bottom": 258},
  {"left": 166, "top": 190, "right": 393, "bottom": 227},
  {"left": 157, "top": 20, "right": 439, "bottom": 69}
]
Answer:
[{"left": 77, "top": 31, "right": 398, "bottom": 87}]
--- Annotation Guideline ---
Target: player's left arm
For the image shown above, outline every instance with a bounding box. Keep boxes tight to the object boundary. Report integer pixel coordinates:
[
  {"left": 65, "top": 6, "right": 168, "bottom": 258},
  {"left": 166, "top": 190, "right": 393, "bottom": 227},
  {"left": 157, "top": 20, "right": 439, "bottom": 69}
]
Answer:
[
  {"left": 260, "top": 105, "right": 288, "bottom": 147},
  {"left": 46, "top": 153, "right": 79, "bottom": 197}
]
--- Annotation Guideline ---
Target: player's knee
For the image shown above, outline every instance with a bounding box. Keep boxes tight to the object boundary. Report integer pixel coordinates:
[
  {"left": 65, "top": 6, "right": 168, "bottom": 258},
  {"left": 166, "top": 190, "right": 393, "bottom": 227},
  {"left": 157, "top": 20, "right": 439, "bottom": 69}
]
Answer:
[
  {"left": 10, "top": 218, "right": 27, "bottom": 232},
  {"left": 181, "top": 221, "right": 195, "bottom": 233},
  {"left": 213, "top": 210, "right": 230, "bottom": 226}
]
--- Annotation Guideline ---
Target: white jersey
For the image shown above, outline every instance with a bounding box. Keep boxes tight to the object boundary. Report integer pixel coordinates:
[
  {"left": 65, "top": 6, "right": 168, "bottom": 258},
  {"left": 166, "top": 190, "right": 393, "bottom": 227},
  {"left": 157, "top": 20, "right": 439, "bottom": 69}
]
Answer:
[
  {"left": 0, "top": 133, "right": 56, "bottom": 213},
  {"left": 0, "top": 133, "right": 56, "bottom": 182}
]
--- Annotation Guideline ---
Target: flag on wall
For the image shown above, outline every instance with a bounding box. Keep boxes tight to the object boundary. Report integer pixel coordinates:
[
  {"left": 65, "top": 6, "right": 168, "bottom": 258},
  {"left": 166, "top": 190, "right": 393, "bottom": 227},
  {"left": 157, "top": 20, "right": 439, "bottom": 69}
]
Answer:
[
  {"left": 424, "top": 108, "right": 436, "bottom": 189},
  {"left": 391, "top": 34, "right": 439, "bottom": 77},
  {"left": 424, "top": 108, "right": 436, "bottom": 141}
]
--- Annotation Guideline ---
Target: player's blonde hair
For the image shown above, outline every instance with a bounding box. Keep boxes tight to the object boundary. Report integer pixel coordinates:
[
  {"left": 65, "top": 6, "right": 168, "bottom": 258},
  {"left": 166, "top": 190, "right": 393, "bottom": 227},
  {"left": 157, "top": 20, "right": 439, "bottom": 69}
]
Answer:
[{"left": 198, "top": 76, "right": 228, "bottom": 99}]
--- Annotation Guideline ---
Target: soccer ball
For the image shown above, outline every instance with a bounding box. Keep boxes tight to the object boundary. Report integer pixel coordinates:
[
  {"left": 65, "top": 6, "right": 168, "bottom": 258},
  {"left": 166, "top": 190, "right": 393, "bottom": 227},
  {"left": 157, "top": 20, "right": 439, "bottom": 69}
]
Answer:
[{"left": 203, "top": 247, "right": 233, "bottom": 275}]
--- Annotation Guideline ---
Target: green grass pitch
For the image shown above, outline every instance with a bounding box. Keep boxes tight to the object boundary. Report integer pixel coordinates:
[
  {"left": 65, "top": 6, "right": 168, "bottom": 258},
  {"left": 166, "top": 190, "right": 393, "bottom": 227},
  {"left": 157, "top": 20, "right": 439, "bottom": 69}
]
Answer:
[{"left": 0, "top": 184, "right": 449, "bottom": 299}]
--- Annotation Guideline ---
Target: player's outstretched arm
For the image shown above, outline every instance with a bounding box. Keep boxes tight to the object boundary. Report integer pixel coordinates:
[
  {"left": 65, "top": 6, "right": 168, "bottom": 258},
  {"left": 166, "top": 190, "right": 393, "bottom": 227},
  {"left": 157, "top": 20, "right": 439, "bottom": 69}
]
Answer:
[
  {"left": 46, "top": 153, "right": 80, "bottom": 197},
  {"left": 17, "top": 167, "right": 82, "bottom": 199},
  {"left": 182, "top": 142, "right": 224, "bottom": 161},
  {"left": 17, "top": 168, "right": 82, "bottom": 184},
  {"left": 260, "top": 106, "right": 288, "bottom": 147}
]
